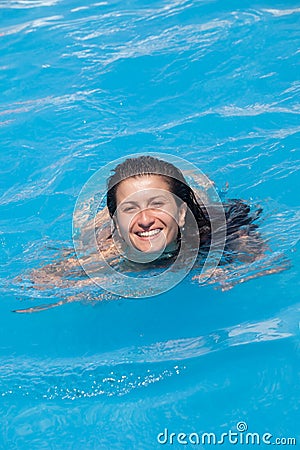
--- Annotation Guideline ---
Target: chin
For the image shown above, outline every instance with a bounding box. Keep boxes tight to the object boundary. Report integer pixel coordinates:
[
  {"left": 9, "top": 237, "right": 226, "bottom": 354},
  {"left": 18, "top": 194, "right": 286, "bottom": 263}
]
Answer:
[
  {"left": 129, "top": 238, "right": 163, "bottom": 253},
  {"left": 135, "top": 244, "right": 163, "bottom": 254},
  {"left": 129, "top": 234, "right": 166, "bottom": 253}
]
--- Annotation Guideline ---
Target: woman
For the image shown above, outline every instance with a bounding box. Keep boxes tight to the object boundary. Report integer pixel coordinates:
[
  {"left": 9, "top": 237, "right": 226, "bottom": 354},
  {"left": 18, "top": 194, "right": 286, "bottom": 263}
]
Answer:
[
  {"left": 103, "top": 155, "right": 211, "bottom": 261},
  {"left": 93, "top": 155, "right": 262, "bottom": 265},
  {"left": 16, "top": 155, "right": 280, "bottom": 311}
]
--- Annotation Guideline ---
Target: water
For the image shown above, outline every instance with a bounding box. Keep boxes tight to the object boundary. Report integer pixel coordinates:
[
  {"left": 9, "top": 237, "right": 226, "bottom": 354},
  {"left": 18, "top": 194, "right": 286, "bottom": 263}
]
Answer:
[{"left": 0, "top": 0, "right": 300, "bottom": 448}]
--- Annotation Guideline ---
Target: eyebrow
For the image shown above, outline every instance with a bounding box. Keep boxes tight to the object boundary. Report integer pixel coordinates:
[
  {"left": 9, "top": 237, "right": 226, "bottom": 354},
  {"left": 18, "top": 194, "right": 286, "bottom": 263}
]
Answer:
[{"left": 120, "top": 195, "right": 169, "bottom": 206}]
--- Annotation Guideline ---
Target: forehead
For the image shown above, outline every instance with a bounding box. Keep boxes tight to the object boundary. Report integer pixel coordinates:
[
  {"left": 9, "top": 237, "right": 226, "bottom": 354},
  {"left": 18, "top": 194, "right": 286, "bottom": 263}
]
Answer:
[{"left": 116, "top": 175, "right": 171, "bottom": 203}]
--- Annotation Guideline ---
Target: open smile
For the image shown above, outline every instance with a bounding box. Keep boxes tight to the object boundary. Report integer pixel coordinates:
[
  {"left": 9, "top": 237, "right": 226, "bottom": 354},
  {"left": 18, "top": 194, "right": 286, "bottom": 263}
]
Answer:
[{"left": 135, "top": 228, "right": 163, "bottom": 240}]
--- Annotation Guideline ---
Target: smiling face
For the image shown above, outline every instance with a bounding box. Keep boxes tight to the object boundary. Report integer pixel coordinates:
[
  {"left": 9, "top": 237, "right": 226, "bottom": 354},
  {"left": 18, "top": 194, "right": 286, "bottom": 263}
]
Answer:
[{"left": 113, "top": 175, "right": 187, "bottom": 254}]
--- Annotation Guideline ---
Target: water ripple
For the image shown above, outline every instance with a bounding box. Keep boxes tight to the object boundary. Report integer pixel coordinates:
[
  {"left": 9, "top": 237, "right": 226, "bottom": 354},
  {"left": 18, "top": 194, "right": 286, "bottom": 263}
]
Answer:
[
  {"left": 262, "top": 8, "right": 300, "bottom": 17},
  {"left": 0, "top": 305, "right": 298, "bottom": 399},
  {"left": 0, "top": 15, "right": 63, "bottom": 36},
  {"left": 0, "top": 0, "right": 60, "bottom": 7}
]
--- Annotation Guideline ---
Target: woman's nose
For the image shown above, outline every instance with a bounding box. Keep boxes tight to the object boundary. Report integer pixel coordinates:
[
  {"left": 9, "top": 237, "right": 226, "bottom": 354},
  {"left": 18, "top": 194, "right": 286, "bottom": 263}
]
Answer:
[{"left": 137, "top": 209, "right": 155, "bottom": 229}]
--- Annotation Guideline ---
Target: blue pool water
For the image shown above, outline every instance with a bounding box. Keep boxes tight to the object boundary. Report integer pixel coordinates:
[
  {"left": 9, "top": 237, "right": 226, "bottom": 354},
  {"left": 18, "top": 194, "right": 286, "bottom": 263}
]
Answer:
[{"left": 0, "top": 0, "right": 300, "bottom": 448}]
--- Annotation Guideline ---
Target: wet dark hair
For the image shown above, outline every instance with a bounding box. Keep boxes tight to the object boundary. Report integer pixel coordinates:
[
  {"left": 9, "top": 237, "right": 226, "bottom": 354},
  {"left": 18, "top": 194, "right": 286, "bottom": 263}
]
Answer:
[{"left": 106, "top": 155, "right": 211, "bottom": 245}]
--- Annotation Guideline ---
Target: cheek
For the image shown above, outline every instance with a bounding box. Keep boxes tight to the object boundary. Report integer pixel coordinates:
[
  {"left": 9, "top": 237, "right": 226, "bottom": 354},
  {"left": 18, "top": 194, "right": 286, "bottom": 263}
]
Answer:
[
  {"left": 159, "top": 211, "right": 179, "bottom": 231},
  {"left": 115, "top": 213, "right": 131, "bottom": 235},
  {"left": 160, "top": 203, "right": 180, "bottom": 223}
]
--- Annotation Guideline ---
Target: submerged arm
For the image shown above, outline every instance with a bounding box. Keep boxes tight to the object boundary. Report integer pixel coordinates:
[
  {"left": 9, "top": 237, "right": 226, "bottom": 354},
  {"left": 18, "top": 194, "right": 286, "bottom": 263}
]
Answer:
[{"left": 193, "top": 199, "right": 289, "bottom": 289}]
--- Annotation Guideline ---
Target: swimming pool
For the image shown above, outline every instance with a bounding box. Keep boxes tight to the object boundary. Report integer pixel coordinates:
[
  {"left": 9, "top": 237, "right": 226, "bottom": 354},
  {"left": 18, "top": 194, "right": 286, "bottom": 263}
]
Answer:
[{"left": 0, "top": 0, "right": 299, "bottom": 448}]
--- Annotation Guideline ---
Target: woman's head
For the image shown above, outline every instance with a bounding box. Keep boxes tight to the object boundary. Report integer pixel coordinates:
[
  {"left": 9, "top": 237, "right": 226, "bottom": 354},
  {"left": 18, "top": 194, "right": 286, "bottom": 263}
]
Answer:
[{"left": 106, "top": 156, "right": 210, "bottom": 254}]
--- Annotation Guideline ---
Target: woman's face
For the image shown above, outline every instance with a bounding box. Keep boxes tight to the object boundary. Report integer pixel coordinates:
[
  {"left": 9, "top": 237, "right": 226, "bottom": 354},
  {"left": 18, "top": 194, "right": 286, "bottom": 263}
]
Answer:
[{"left": 114, "top": 175, "right": 187, "bottom": 254}]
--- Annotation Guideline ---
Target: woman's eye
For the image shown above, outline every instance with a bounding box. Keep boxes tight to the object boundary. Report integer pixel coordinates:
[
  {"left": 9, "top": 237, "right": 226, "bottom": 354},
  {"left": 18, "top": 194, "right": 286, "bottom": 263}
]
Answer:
[
  {"left": 151, "top": 202, "right": 164, "bottom": 208},
  {"left": 122, "top": 206, "right": 136, "bottom": 213}
]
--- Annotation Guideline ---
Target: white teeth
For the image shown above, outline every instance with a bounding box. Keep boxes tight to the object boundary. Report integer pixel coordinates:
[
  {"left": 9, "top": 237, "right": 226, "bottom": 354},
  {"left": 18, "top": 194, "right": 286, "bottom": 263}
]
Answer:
[{"left": 137, "top": 229, "right": 161, "bottom": 237}]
